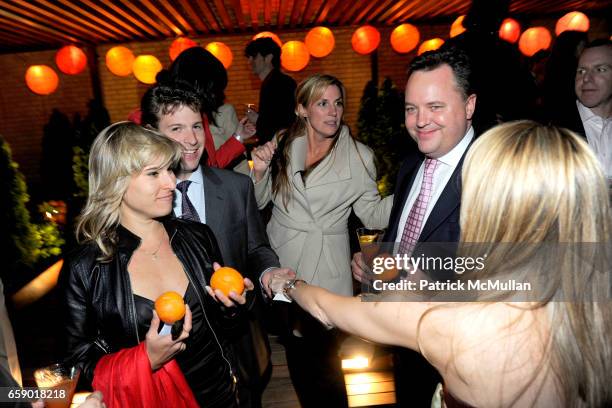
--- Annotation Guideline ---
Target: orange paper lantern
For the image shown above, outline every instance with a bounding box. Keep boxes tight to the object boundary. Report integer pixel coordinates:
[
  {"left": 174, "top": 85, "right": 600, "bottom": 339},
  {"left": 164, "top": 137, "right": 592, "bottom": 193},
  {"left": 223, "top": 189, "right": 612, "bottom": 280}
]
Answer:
[
  {"left": 352, "top": 25, "right": 381, "bottom": 55},
  {"left": 418, "top": 38, "right": 445, "bottom": 55},
  {"left": 205, "top": 42, "right": 233, "bottom": 68},
  {"left": 450, "top": 15, "right": 466, "bottom": 38},
  {"left": 305, "top": 26, "right": 335, "bottom": 57},
  {"left": 499, "top": 18, "right": 521, "bottom": 44},
  {"left": 55, "top": 45, "right": 87, "bottom": 75},
  {"left": 252, "top": 31, "right": 282, "bottom": 47},
  {"left": 106, "top": 46, "right": 135, "bottom": 77},
  {"left": 169, "top": 37, "right": 198, "bottom": 61},
  {"left": 132, "top": 55, "right": 162, "bottom": 84},
  {"left": 555, "top": 11, "right": 590, "bottom": 36},
  {"left": 519, "top": 27, "right": 552, "bottom": 57},
  {"left": 281, "top": 41, "right": 310, "bottom": 72},
  {"left": 25, "top": 65, "right": 59, "bottom": 95},
  {"left": 390, "top": 23, "right": 420, "bottom": 53}
]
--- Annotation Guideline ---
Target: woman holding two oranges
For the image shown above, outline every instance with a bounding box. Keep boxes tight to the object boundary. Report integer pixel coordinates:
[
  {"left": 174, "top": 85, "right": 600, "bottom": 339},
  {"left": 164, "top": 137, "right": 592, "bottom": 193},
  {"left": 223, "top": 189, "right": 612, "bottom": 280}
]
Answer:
[{"left": 59, "top": 122, "right": 252, "bottom": 408}]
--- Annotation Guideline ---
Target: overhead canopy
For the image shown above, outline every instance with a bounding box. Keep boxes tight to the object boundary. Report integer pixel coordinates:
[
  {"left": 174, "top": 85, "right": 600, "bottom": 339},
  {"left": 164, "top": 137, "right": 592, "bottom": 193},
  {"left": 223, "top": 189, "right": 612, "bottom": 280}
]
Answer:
[{"left": 0, "top": 0, "right": 610, "bottom": 53}]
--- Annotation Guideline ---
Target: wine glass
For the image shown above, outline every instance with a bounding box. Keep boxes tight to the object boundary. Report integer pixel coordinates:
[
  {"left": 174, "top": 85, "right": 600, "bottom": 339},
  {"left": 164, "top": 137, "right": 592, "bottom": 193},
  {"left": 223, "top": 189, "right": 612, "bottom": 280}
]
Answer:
[{"left": 34, "top": 363, "right": 80, "bottom": 408}]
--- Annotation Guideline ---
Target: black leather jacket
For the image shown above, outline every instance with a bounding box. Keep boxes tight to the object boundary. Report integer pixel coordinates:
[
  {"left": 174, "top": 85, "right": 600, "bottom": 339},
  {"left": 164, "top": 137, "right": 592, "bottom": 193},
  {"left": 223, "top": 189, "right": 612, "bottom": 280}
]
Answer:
[{"left": 59, "top": 218, "right": 249, "bottom": 398}]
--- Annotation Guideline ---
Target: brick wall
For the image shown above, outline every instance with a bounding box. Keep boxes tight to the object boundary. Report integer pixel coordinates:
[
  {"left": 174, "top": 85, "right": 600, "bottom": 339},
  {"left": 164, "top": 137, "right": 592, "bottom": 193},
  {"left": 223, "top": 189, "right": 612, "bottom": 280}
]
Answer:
[
  {"left": 98, "top": 24, "right": 451, "bottom": 136},
  {"left": 0, "top": 16, "right": 609, "bottom": 183},
  {"left": 0, "top": 49, "right": 94, "bottom": 185}
]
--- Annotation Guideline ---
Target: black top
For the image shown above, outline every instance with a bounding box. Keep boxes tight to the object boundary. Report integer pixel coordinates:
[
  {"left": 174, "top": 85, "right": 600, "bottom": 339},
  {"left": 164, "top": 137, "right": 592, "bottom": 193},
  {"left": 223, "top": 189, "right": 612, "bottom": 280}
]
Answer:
[
  {"left": 60, "top": 218, "right": 247, "bottom": 405},
  {"left": 257, "top": 68, "right": 297, "bottom": 144},
  {"left": 133, "top": 283, "right": 237, "bottom": 408}
]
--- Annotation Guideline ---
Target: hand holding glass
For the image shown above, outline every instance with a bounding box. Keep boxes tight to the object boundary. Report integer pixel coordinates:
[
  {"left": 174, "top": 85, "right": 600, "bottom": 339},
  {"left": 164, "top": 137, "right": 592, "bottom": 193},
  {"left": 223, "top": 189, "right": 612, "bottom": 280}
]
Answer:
[{"left": 34, "top": 363, "right": 80, "bottom": 408}]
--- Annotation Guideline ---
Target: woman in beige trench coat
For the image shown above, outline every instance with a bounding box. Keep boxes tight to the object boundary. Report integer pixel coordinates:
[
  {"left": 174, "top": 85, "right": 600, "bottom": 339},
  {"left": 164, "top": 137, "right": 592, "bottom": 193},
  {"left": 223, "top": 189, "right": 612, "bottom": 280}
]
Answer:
[{"left": 251, "top": 74, "right": 393, "bottom": 407}]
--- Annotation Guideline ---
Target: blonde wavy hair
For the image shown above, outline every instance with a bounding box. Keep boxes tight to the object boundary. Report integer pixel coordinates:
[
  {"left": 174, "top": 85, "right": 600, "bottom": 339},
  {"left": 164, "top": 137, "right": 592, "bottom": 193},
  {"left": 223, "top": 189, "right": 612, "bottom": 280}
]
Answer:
[
  {"left": 76, "top": 121, "right": 182, "bottom": 261},
  {"left": 458, "top": 121, "right": 611, "bottom": 407}
]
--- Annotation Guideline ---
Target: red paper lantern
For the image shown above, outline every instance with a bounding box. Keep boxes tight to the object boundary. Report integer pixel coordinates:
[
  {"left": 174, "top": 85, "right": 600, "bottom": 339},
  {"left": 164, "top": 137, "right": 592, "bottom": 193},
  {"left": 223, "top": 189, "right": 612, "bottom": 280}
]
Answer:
[
  {"left": 132, "top": 55, "right": 162, "bottom": 84},
  {"left": 418, "top": 38, "right": 445, "bottom": 56},
  {"left": 281, "top": 41, "right": 310, "bottom": 72},
  {"left": 55, "top": 45, "right": 87, "bottom": 75},
  {"left": 25, "top": 65, "right": 59, "bottom": 95},
  {"left": 169, "top": 37, "right": 198, "bottom": 61},
  {"left": 499, "top": 18, "right": 521, "bottom": 44},
  {"left": 205, "top": 42, "right": 233, "bottom": 68},
  {"left": 519, "top": 27, "right": 552, "bottom": 57},
  {"left": 555, "top": 11, "right": 590, "bottom": 36},
  {"left": 450, "top": 15, "right": 466, "bottom": 38},
  {"left": 390, "top": 23, "right": 420, "bottom": 54},
  {"left": 106, "top": 46, "right": 135, "bottom": 77},
  {"left": 305, "top": 26, "right": 335, "bottom": 58},
  {"left": 352, "top": 26, "right": 381, "bottom": 55},
  {"left": 252, "top": 32, "right": 282, "bottom": 47}
]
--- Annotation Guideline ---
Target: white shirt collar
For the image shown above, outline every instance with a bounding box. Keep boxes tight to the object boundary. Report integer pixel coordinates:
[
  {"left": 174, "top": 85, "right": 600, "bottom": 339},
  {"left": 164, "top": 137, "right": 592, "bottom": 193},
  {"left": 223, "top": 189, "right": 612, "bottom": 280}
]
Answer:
[
  {"left": 577, "top": 100, "right": 599, "bottom": 122},
  {"left": 184, "top": 165, "right": 204, "bottom": 185},
  {"left": 435, "top": 126, "right": 474, "bottom": 167}
]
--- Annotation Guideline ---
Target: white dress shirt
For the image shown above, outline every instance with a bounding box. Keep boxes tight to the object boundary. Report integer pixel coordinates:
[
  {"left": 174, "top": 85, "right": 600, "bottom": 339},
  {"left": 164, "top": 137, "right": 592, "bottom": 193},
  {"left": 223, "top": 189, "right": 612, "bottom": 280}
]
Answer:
[
  {"left": 577, "top": 101, "right": 612, "bottom": 178},
  {"left": 394, "top": 127, "right": 474, "bottom": 243},
  {"left": 173, "top": 165, "right": 206, "bottom": 223}
]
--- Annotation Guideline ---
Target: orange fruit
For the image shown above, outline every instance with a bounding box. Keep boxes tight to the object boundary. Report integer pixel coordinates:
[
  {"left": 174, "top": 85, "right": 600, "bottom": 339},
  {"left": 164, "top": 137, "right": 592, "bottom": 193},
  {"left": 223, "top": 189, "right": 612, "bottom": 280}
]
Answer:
[
  {"left": 154, "top": 291, "right": 186, "bottom": 324},
  {"left": 210, "top": 266, "right": 244, "bottom": 296}
]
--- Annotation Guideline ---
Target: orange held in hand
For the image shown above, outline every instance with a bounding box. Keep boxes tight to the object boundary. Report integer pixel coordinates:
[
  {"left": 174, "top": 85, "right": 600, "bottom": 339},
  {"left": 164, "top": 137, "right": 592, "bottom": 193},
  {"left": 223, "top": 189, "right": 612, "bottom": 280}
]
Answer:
[
  {"left": 155, "top": 291, "right": 186, "bottom": 324},
  {"left": 210, "top": 267, "right": 245, "bottom": 296}
]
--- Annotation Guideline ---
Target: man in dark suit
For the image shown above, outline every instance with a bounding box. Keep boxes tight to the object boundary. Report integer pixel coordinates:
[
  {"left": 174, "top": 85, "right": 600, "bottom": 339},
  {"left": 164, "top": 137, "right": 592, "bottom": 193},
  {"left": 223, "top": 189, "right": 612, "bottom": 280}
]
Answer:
[
  {"left": 352, "top": 47, "right": 477, "bottom": 407},
  {"left": 141, "top": 83, "right": 292, "bottom": 408},
  {"left": 244, "top": 37, "right": 297, "bottom": 145}
]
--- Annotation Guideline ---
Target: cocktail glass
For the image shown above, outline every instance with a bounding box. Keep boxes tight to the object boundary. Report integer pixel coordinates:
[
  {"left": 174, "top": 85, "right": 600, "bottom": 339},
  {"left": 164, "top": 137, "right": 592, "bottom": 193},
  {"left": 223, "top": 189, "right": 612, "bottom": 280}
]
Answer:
[
  {"left": 34, "top": 363, "right": 80, "bottom": 408},
  {"left": 356, "top": 227, "right": 384, "bottom": 267}
]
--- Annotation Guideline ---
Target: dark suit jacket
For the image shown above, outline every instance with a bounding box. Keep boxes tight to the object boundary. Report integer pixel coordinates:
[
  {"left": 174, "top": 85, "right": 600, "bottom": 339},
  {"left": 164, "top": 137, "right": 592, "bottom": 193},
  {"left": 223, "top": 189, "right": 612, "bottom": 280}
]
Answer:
[
  {"left": 385, "top": 144, "right": 468, "bottom": 408},
  {"left": 384, "top": 148, "right": 464, "bottom": 246},
  {"left": 202, "top": 166, "right": 280, "bottom": 278},
  {"left": 200, "top": 166, "right": 280, "bottom": 399}
]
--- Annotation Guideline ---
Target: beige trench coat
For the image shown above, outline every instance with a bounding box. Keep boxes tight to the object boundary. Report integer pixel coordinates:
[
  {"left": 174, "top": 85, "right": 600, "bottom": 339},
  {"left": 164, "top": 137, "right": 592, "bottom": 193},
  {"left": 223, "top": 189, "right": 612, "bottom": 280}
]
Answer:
[{"left": 254, "top": 126, "right": 393, "bottom": 295}]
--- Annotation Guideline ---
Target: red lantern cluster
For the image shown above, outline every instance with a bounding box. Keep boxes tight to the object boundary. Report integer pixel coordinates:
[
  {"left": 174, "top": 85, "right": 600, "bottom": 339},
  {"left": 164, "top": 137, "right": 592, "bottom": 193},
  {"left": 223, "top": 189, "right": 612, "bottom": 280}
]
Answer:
[
  {"left": 106, "top": 46, "right": 135, "bottom": 77},
  {"left": 418, "top": 38, "right": 445, "bottom": 56},
  {"left": 205, "top": 42, "right": 233, "bottom": 68},
  {"left": 555, "top": 11, "right": 590, "bottom": 35},
  {"left": 55, "top": 45, "right": 87, "bottom": 75},
  {"left": 169, "top": 37, "right": 198, "bottom": 61},
  {"left": 132, "top": 55, "right": 162, "bottom": 84},
  {"left": 450, "top": 16, "right": 466, "bottom": 38},
  {"left": 25, "top": 65, "right": 59, "bottom": 95},
  {"left": 305, "top": 27, "right": 335, "bottom": 58},
  {"left": 519, "top": 27, "right": 552, "bottom": 57},
  {"left": 352, "top": 26, "right": 380, "bottom": 55},
  {"left": 390, "top": 24, "right": 420, "bottom": 54},
  {"left": 281, "top": 41, "right": 310, "bottom": 72},
  {"left": 499, "top": 18, "right": 521, "bottom": 44},
  {"left": 252, "top": 32, "right": 282, "bottom": 47}
]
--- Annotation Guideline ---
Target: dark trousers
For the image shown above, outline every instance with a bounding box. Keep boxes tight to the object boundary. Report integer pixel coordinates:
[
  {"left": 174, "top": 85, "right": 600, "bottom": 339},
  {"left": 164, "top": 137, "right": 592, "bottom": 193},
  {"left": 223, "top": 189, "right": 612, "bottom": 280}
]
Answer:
[
  {"left": 281, "top": 305, "right": 348, "bottom": 408},
  {"left": 393, "top": 347, "right": 441, "bottom": 407}
]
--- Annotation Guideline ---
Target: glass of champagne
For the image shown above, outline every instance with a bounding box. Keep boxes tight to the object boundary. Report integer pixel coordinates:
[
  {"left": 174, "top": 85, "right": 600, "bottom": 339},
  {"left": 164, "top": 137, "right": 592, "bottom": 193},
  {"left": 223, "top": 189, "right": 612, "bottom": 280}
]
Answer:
[{"left": 34, "top": 363, "right": 80, "bottom": 408}]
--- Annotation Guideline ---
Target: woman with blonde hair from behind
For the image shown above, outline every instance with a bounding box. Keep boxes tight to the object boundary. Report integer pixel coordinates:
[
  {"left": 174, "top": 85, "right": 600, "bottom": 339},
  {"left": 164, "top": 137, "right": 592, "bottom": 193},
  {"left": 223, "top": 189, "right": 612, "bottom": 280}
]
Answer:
[{"left": 270, "top": 120, "right": 612, "bottom": 407}]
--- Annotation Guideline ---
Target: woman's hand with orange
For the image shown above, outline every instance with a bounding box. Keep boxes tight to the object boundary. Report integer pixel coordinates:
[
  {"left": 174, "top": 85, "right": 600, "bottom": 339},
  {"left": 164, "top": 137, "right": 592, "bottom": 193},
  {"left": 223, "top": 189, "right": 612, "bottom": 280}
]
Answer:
[
  {"left": 206, "top": 262, "right": 254, "bottom": 307},
  {"left": 145, "top": 302, "right": 192, "bottom": 371}
]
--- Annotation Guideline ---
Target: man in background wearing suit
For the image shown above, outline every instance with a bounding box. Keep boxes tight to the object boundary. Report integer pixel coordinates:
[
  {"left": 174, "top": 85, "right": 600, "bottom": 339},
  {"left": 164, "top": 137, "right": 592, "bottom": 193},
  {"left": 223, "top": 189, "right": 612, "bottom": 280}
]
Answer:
[
  {"left": 352, "top": 47, "right": 477, "bottom": 406},
  {"left": 573, "top": 39, "right": 612, "bottom": 178},
  {"left": 141, "top": 83, "right": 292, "bottom": 408}
]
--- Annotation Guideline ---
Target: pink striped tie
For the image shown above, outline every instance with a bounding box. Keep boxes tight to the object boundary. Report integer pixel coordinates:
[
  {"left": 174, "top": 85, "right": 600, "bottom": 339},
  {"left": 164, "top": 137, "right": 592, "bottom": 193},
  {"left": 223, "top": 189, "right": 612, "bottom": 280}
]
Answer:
[{"left": 399, "top": 158, "right": 439, "bottom": 255}]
